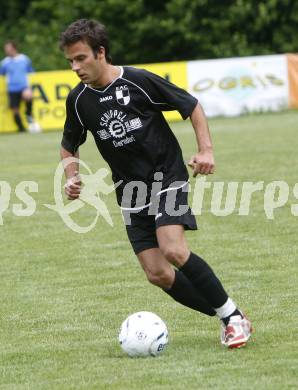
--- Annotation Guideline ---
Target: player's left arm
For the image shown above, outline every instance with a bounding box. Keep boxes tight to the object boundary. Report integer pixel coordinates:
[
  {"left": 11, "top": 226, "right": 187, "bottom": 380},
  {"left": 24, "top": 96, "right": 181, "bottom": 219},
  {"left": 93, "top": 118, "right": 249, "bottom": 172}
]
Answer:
[
  {"left": 136, "top": 69, "right": 214, "bottom": 175},
  {"left": 188, "top": 103, "right": 215, "bottom": 177}
]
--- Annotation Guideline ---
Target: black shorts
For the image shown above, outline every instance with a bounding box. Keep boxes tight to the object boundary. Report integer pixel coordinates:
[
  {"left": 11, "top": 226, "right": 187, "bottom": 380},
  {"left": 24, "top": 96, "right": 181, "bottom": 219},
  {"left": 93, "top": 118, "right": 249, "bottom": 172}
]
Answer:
[
  {"left": 8, "top": 91, "right": 23, "bottom": 108},
  {"left": 122, "top": 183, "right": 197, "bottom": 254}
]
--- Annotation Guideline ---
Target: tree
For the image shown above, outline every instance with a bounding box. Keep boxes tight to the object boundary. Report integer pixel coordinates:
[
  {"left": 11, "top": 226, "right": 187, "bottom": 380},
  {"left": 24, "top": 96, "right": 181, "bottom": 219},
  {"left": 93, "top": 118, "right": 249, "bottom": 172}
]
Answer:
[{"left": 0, "top": 0, "right": 297, "bottom": 70}]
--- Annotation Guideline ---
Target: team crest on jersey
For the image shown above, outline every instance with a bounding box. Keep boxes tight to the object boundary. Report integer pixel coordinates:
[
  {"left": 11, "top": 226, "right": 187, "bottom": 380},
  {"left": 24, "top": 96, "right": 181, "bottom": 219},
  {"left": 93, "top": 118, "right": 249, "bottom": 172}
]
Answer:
[{"left": 116, "top": 85, "right": 130, "bottom": 105}]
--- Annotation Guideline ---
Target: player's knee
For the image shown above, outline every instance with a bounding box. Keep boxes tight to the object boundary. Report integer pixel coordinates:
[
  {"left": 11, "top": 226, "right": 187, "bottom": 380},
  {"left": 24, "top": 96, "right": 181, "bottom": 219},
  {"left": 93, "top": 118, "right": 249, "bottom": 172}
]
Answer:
[
  {"left": 146, "top": 269, "right": 173, "bottom": 289},
  {"left": 160, "top": 245, "right": 188, "bottom": 267}
]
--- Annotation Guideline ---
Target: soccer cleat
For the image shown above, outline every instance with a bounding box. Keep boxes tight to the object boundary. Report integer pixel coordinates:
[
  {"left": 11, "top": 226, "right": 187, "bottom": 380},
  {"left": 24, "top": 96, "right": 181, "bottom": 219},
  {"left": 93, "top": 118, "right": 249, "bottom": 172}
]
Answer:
[
  {"left": 221, "top": 313, "right": 252, "bottom": 349},
  {"left": 28, "top": 121, "right": 41, "bottom": 133}
]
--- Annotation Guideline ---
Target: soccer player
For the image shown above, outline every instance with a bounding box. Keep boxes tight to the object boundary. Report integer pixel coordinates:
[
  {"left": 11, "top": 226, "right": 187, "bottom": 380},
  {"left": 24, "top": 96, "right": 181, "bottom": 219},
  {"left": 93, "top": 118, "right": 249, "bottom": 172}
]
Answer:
[
  {"left": 0, "top": 40, "right": 40, "bottom": 132},
  {"left": 59, "top": 19, "right": 252, "bottom": 348}
]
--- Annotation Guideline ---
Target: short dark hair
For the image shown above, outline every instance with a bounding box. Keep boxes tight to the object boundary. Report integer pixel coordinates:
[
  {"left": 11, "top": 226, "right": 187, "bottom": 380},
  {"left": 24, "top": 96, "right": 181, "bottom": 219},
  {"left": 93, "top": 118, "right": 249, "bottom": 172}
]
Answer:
[{"left": 59, "top": 19, "right": 112, "bottom": 63}]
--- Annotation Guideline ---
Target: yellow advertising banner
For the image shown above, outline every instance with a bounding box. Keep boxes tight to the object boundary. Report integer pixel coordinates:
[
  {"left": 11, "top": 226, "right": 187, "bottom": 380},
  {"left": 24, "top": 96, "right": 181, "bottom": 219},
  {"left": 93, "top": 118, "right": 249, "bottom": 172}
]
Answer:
[
  {"left": 287, "top": 53, "right": 298, "bottom": 109},
  {"left": 0, "top": 61, "right": 186, "bottom": 133}
]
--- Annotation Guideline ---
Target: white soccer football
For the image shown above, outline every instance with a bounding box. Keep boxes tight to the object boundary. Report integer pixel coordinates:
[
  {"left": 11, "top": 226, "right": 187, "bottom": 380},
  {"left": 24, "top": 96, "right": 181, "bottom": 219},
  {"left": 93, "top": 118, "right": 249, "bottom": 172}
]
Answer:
[{"left": 119, "top": 311, "right": 168, "bottom": 357}]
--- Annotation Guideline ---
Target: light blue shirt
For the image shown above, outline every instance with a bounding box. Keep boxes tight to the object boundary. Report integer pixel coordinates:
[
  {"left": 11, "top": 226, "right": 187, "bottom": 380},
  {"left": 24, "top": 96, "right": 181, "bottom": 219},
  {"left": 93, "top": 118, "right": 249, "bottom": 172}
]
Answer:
[{"left": 0, "top": 54, "right": 34, "bottom": 92}]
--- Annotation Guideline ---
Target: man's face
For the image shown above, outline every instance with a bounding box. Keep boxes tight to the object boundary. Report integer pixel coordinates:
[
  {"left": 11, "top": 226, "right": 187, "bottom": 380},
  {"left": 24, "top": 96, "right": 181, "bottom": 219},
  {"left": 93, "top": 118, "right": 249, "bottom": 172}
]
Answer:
[
  {"left": 64, "top": 40, "right": 105, "bottom": 86},
  {"left": 4, "top": 43, "right": 17, "bottom": 57}
]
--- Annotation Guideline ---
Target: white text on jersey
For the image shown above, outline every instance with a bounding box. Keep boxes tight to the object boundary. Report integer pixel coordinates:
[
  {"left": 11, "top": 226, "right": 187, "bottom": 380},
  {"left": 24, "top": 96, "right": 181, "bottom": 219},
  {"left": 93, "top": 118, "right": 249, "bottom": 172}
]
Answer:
[{"left": 99, "top": 95, "right": 113, "bottom": 103}]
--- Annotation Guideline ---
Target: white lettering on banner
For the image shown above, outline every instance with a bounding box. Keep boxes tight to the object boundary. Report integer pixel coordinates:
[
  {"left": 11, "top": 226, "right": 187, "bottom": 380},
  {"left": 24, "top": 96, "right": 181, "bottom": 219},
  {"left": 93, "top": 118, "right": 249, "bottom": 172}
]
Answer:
[
  {"left": 193, "top": 74, "right": 284, "bottom": 92},
  {"left": 187, "top": 55, "right": 289, "bottom": 117}
]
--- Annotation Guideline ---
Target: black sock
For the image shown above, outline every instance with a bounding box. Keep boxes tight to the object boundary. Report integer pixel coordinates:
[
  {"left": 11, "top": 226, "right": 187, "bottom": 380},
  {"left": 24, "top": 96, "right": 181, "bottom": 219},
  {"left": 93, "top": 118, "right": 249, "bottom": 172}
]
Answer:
[
  {"left": 179, "top": 252, "right": 229, "bottom": 309},
  {"left": 164, "top": 270, "right": 216, "bottom": 316},
  {"left": 25, "top": 100, "right": 33, "bottom": 117},
  {"left": 222, "top": 309, "right": 243, "bottom": 326},
  {"left": 14, "top": 113, "right": 25, "bottom": 132}
]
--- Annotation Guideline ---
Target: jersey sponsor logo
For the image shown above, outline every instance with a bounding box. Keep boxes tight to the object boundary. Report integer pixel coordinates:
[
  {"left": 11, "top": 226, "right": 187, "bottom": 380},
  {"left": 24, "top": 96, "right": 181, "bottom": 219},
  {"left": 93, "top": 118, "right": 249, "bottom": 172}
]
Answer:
[
  {"left": 98, "top": 109, "right": 143, "bottom": 147},
  {"left": 97, "top": 129, "right": 111, "bottom": 140},
  {"left": 113, "top": 135, "right": 135, "bottom": 148},
  {"left": 109, "top": 119, "right": 126, "bottom": 138},
  {"left": 125, "top": 118, "right": 142, "bottom": 132},
  {"left": 99, "top": 95, "right": 113, "bottom": 103},
  {"left": 100, "top": 110, "right": 127, "bottom": 128},
  {"left": 116, "top": 85, "right": 130, "bottom": 105}
]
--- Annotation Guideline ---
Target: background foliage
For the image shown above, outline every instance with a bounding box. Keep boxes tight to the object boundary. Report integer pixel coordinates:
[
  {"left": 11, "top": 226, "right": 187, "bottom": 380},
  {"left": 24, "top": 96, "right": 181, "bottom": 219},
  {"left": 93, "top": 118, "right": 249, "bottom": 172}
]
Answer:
[{"left": 0, "top": 0, "right": 298, "bottom": 70}]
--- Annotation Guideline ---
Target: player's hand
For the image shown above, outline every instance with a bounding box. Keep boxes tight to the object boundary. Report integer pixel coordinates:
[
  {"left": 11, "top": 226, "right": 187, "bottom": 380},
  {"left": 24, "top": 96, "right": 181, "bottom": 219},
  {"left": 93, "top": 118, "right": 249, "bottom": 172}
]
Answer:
[
  {"left": 188, "top": 150, "right": 215, "bottom": 177},
  {"left": 64, "top": 171, "right": 82, "bottom": 200}
]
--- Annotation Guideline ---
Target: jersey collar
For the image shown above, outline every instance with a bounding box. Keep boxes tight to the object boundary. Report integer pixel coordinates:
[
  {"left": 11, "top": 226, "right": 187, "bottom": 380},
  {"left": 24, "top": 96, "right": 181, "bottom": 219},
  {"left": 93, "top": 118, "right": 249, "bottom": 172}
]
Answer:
[{"left": 86, "top": 66, "right": 123, "bottom": 93}]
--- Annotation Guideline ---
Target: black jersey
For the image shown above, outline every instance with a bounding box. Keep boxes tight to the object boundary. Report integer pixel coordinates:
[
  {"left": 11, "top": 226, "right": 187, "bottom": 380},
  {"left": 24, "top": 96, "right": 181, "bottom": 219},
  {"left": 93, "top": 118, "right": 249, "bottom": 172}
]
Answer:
[{"left": 62, "top": 66, "right": 198, "bottom": 207}]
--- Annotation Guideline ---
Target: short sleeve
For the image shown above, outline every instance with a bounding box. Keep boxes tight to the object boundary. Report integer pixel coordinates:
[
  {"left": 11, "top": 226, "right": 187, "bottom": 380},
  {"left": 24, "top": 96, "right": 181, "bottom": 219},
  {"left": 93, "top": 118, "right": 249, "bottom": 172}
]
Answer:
[
  {"left": 61, "top": 91, "right": 87, "bottom": 154},
  {"left": 139, "top": 69, "right": 198, "bottom": 119}
]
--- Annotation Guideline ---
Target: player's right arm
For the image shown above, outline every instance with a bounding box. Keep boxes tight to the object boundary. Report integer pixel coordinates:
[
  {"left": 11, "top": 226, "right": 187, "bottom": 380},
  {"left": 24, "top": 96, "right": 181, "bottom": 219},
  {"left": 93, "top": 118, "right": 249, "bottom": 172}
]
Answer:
[
  {"left": 60, "top": 87, "right": 87, "bottom": 200},
  {"left": 0, "top": 59, "right": 7, "bottom": 75},
  {"left": 60, "top": 146, "right": 81, "bottom": 200}
]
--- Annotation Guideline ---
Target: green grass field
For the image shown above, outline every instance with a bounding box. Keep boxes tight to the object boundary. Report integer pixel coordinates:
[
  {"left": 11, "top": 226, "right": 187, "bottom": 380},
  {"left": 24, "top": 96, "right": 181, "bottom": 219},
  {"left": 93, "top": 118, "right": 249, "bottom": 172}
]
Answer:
[{"left": 0, "top": 110, "right": 297, "bottom": 389}]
